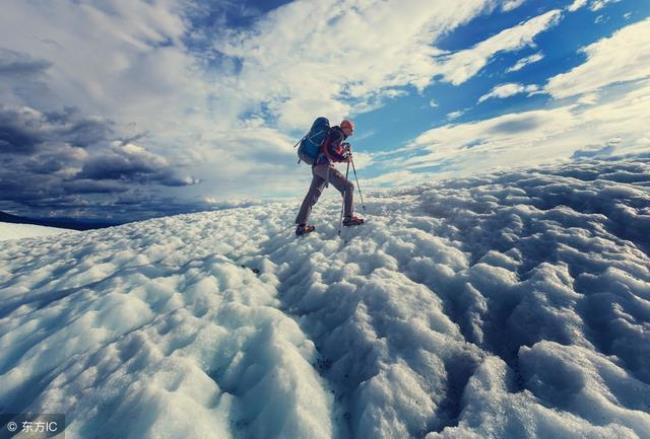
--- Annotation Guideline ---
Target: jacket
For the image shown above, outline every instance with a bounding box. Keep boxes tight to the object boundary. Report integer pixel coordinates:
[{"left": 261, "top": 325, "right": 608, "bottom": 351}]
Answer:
[{"left": 315, "top": 126, "right": 348, "bottom": 166}]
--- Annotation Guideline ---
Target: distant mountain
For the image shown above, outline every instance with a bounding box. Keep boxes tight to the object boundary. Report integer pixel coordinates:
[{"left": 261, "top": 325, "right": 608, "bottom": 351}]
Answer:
[{"left": 0, "top": 211, "right": 122, "bottom": 230}]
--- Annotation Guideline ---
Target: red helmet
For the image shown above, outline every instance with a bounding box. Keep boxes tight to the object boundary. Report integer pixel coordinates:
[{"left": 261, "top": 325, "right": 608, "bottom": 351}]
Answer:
[{"left": 340, "top": 119, "right": 355, "bottom": 133}]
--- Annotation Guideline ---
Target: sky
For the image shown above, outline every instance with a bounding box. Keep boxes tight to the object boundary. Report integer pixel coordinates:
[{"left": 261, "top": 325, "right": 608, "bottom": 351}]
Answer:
[{"left": 1, "top": 0, "right": 649, "bottom": 222}]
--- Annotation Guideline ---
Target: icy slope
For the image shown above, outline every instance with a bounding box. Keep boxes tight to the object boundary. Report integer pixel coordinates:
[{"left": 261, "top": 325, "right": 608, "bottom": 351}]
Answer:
[
  {"left": 0, "top": 157, "right": 649, "bottom": 438},
  {"left": 0, "top": 222, "right": 74, "bottom": 241}
]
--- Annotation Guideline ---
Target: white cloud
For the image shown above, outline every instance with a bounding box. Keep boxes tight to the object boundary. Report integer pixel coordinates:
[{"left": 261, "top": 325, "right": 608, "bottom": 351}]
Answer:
[
  {"left": 507, "top": 52, "right": 544, "bottom": 72},
  {"left": 12, "top": 0, "right": 574, "bottom": 213},
  {"left": 377, "top": 79, "right": 650, "bottom": 180},
  {"left": 577, "top": 93, "right": 599, "bottom": 105},
  {"left": 567, "top": 0, "right": 588, "bottom": 12},
  {"left": 0, "top": 0, "right": 222, "bottom": 149},
  {"left": 360, "top": 170, "right": 430, "bottom": 190},
  {"left": 215, "top": 0, "right": 500, "bottom": 131},
  {"left": 590, "top": 0, "right": 621, "bottom": 11},
  {"left": 0, "top": 1, "right": 569, "bottom": 205},
  {"left": 545, "top": 18, "right": 650, "bottom": 99},
  {"left": 429, "top": 99, "right": 439, "bottom": 108},
  {"left": 567, "top": 0, "right": 622, "bottom": 12},
  {"left": 5, "top": 0, "right": 641, "bottom": 214},
  {"left": 211, "top": 5, "right": 567, "bottom": 132},
  {"left": 433, "top": 10, "right": 563, "bottom": 85},
  {"left": 0, "top": 0, "right": 301, "bottom": 214},
  {"left": 447, "top": 110, "right": 466, "bottom": 120},
  {"left": 478, "top": 83, "right": 540, "bottom": 103},
  {"left": 501, "top": 0, "right": 527, "bottom": 12}
]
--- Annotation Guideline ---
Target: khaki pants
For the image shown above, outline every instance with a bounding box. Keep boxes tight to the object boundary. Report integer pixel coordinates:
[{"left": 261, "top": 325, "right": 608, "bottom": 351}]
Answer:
[{"left": 295, "top": 163, "right": 354, "bottom": 225}]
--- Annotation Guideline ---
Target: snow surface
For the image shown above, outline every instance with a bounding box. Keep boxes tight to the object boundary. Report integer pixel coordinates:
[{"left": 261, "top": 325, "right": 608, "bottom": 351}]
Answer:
[
  {"left": 0, "top": 157, "right": 649, "bottom": 438},
  {"left": 0, "top": 222, "right": 74, "bottom": 241}
]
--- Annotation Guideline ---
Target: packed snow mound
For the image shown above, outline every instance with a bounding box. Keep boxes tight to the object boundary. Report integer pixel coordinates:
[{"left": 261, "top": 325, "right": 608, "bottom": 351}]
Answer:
[
  {"left": 0, "top": 222, "right": 74, "bottom": 241},
  {"left": 0, "top": 157, "right": 649, "bottom": 438}
]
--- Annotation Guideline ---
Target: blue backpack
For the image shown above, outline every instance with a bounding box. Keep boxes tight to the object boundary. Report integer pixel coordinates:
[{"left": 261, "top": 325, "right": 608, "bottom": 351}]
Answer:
[{"left": 296, "top": 117, "right": 330, "bottom": 165}]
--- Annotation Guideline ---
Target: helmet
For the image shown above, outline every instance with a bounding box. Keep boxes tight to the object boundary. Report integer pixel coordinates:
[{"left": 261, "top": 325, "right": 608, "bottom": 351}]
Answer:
[{"left": 340, "top": 119, "right": 355, "bottom": 133}]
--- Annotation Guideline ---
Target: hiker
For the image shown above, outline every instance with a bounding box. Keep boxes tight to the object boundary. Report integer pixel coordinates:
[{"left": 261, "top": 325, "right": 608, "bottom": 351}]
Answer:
[{"left": 295, "top": 119, "right": 364, "bottom": 236}]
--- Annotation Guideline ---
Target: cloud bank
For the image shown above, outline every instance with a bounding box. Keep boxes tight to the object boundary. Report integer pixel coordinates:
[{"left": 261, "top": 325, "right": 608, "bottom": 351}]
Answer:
[{"left": 0, "top": 1, "right": 647, "bottom": 219}]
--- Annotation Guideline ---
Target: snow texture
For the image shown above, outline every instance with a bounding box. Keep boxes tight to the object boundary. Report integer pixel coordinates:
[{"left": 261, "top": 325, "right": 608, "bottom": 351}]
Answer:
[
  {"left": 0, "top": 157, "right": 649, "bottom": 438},
  {"left": 0, "top": 223, "right": 74, "bottom": 242}
]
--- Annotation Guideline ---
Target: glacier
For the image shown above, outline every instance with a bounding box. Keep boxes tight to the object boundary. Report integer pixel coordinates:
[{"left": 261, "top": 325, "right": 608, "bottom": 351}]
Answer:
[{"left": 0, "top": 156, "right": 649, "bottom": 438}]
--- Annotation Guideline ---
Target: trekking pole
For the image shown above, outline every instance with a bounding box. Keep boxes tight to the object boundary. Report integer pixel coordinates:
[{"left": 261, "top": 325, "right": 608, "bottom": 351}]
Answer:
[
  {"left": 337, "top": 161, "right": 351, "bottom": 236},
  {"left": 350, "top": 157, "right": 366, "bottom": 212}
]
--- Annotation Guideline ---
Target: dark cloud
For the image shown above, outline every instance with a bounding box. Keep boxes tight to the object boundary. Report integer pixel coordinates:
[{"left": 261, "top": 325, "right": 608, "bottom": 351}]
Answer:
[
  {"left": 0, "top": 48, "right": 51, "bottom": 77},
  {"left": 45, "top": 107, "right": 115, "bottom": 147},
  {"left": 0, "top": 170, "right": 57, "bottom": 202},
  {"left": 464, "top": 139, "right": 486, "bottom": 149},
  {"left": 25, "top": 145, "right": 83, "bottom": 174},
  {"left": 0, "top": 103, "right": 199, "bottom": 221},
  {"left": 571, "top": 145, "right": 616, "bottom": 160},
  {"left": 0, "top": 105, "right": 112, "bottom": 154},
  {"left": 0, "top": 122, "right": 42, "bottom": 153},
  {"left": 79, "top": 144, "right": 198, "bottom": 187},
  {"left": 62, "top": 179, "right": 130, "bottom": 195},
  {"left": 489, "top": 116, "right": 541, "bottom": 134},
  {"left": 0, "top": 48, "right": 56, "bottom": 107}
]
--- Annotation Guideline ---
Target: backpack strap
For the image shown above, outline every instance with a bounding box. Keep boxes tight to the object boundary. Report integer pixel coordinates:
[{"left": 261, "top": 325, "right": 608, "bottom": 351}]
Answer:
[
  {"left": 293, "top": 134, "right": 306, "bottom": 149},
  {"left": 307, "top": 129, "right": 326, "bottom": 143},
  {"left": 321, "top": 131, "right": 335, "bottom": 163}
]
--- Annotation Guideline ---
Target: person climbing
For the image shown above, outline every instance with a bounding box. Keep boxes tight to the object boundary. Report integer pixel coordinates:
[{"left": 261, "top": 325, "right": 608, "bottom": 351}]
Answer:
[{"left": 295, "top": 119, "right": 364, "bottom": 236}]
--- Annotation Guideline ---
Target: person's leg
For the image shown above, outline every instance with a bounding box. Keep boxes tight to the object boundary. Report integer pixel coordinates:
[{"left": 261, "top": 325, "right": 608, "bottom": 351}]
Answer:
[
  {"left": 295, "top": 167, "right": 327, "bottom": 225},
  {"left": 315, "top": 165, "right": 354, "bottom": 217}
]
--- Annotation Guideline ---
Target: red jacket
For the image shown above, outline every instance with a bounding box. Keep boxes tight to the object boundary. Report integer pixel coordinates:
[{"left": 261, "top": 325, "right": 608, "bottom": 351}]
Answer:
[{"left": 315, "top": 126, "right": 348, "bottom": 165}]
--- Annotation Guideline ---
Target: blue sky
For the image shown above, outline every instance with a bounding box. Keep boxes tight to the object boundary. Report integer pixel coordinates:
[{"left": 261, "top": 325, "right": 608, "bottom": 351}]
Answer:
[
  {"left": 353, "top": 1, "right": 648, "bottom": 156},
  {"left": 1, "top": 0, "right": 649, "bottom": 221}
]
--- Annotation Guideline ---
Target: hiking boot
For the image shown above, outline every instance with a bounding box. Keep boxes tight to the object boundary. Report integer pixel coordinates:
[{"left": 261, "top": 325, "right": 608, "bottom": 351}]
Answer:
[
  {"left": 296, "top": 224, "right": 316, "bottom": 236},
  {"left": 343, "top": 215, "right": 364, "bottom": 226}
]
